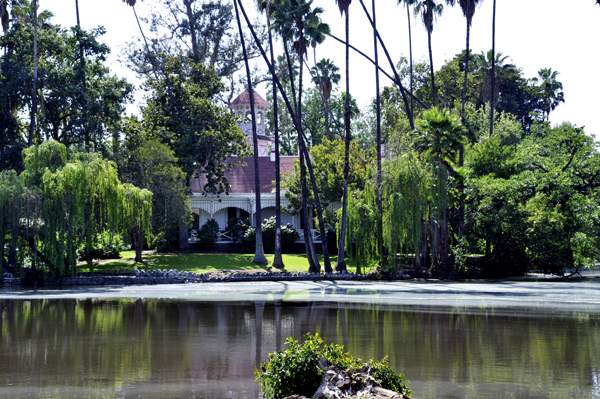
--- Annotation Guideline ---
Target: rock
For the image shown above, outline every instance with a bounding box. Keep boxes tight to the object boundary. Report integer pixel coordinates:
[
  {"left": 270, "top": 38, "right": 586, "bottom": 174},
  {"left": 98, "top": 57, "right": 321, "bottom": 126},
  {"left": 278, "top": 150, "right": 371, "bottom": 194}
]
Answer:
[
  {"left": 134, "top": 269, "right": 140, "bottom": 277},
  {"left": 168, "top": 270, "right": 174, "bottom": 278},
  {"left": 163, "top": 270, "right": 168, "bottom": 278},
  {"left": 308, "top": 360, "right": 408, "bottom": 399}
]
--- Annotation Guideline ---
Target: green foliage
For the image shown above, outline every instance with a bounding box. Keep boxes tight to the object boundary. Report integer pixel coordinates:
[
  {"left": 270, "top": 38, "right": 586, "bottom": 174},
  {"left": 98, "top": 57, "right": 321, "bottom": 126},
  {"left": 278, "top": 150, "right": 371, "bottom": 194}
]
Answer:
[
  {"left": 0, "top": 141, "right": 152, "bottom": 276},
  {"left": 198, "top": 218, "right": 220, "bottom": 251},
  {"left": 0, "top": 23, "right": 132, "bottom": 153},
  {"left": 282, "top": 138, "right": 373, "bottom": 227},
  {"left": 255, "top": 333, "right": 411, "bottom": 399},
  {"left": 141, "top": 56, "right": 250, "bottom": 193},
  {"left": 78, "top": 231, "right": 125, "bottom": 261},
  {"left": 119, "top": 126, "right": 190, "bottom": 251},
  {"left": 242, "top": 216, "right": 300, "bottom": 254}
]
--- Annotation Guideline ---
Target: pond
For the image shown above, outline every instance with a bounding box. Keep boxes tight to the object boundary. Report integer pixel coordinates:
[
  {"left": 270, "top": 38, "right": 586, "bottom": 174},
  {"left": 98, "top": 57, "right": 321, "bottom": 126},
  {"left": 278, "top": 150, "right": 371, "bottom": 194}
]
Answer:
[{"left": 1, "top": 280, "right": 599, "bottom": 398}]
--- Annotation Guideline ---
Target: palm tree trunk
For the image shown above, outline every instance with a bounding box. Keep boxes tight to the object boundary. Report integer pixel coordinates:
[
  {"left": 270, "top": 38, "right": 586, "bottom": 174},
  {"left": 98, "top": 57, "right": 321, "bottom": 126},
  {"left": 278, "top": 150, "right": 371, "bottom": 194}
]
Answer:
[
  {"left": 297, "top": 129, "right": 332, "bottom": 273},
  {"left": 428, "top": 30, "right": 436, "bottom": 107},
  {"left": 373, "top": 0, "right": 384, "bottom": 270},
  {"left": 29, "top": 0, "right": 38, "bottom": 146},
  {"left": 461, "top": 21, "right": 470, "bottom": 125},
  {"left": 267, "top": 12, "right": 284, "bottom": 270},
  {"left": 336, "top": 9, "right": 350, "bottom": 273},
  {"left": 324, "top": 99, "right": 331, "bottom": 141},
  {"left": 297, "top": 43, "right": 320, "bottom": 273},
  {"left": 233, "top": 0, "right": 267, "bottom": 265},
  {"left": 75, "top": 0, "right": 89, "bottom": 150},
  {"left": 357, "top": 0, "right": 414, "bottom": 128},
  {"left": 489, "top": 0, "right": 496, "bottom": 136},
  {"left": 457, "top": 20, "right": 471, "bottom": 240},
  {"left": 407, "top": 4, "right": 414, "bottom": 116}
]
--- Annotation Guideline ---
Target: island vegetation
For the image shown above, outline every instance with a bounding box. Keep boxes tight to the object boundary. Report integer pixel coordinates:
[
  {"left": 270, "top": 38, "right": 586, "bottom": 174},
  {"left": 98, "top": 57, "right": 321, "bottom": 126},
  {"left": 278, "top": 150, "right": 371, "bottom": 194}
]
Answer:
[{"left": 1, "top": 0, "right": 599, "bottom": 281}]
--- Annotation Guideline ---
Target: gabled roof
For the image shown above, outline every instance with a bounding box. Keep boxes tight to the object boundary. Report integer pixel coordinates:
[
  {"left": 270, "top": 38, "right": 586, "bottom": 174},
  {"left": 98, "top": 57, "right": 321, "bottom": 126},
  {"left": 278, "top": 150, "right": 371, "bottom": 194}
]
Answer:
[
  {"left": 193, "top": 156, "right": 297, "bottom": 195},
  {"left": 229, "top": 89, "right": 271, "bottom": 109}
]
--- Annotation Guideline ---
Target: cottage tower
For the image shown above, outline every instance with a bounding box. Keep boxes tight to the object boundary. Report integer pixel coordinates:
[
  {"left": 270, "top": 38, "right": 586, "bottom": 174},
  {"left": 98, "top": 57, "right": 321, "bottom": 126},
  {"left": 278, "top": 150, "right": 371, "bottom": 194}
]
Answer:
[{"left": 229, "top": 89, "right": 273, "bottom": 156}]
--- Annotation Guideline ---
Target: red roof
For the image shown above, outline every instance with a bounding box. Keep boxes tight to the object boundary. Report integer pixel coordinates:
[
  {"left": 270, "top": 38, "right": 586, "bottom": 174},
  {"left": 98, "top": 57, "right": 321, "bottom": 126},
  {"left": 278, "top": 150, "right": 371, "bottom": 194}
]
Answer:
[
  {"left": 193, "top": 156, "right": 298, "bottom": 195},
  {"left": 229, "top": 89, "right": 271, "bottom": 109}
]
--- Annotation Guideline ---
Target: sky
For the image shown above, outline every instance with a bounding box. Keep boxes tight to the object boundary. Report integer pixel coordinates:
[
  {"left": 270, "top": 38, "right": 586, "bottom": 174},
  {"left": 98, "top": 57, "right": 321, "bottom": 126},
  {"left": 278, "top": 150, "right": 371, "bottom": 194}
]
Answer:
[{"left": 43, "top": 0, "right": 600, "bottom": 137}]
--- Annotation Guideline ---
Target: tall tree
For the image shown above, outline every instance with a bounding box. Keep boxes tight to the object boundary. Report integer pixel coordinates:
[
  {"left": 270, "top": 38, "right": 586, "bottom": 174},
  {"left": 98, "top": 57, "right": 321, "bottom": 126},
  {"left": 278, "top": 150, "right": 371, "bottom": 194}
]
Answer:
[
  {"left": 310, "top": 58, "right": 340, "bottom": 141},
  {"left": 412, "top": 0, "right": 444, "bottom": 106},
  {"left": 372, "top": 0, "right": 384, "bottom": 269},
  {"left": 533, "top": 68, "right": 564, "bottom": 122},
  {"left": 272, "top": 0, "right": 331, "bottom": 273},
  {"left": 489, "top": 0, "right": 496, "bottom": 136},
  {"left": 413, "top": 108, "right": 464, "bottom": 277},
  {"left": 257, "top": 0, "right": 284, "bottom": 269},
  {"left": 29, "top": 0, "right": 37, "bottom": 146},
  {"left": 233, "top": 0, "right": 268, "bottom": 265},
  {"left": 74, "top": 0, "right": 90, "bottom": 150},
  {"left": 334, "top": 0, "right": 352, "bottom": 272}
]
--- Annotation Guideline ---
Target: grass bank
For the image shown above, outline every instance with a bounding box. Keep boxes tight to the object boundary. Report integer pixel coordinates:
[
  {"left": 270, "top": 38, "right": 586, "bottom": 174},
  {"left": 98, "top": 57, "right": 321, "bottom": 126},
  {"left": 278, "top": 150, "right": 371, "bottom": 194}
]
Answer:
[{"left": 78, "top": 251, "right": 361, "bottom": 274}]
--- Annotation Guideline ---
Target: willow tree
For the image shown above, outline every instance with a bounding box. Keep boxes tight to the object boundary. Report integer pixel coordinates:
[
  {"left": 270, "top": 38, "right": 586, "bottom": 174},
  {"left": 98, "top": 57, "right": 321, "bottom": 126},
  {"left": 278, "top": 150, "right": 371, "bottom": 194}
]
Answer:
[
  {"left": 18, "top": 141, "right": 152, "bottom": 276},
  {"left": 121, "top": 184, "right": 153, "bottom": 263},
  {"left": 0, "top": 170, "right": 24, "bottom": 275}
]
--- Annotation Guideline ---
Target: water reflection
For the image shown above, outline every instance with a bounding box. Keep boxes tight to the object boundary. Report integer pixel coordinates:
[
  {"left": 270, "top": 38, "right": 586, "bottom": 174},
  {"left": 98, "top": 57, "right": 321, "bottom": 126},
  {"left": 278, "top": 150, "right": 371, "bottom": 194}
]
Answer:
[{"left": 1, "top": 297, "right": 599, "bottom": 398}]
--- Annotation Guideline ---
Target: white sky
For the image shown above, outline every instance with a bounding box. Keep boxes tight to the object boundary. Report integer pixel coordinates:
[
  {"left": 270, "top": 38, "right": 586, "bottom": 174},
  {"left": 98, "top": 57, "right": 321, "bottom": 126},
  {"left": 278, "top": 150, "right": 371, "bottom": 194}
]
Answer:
[{"left": 43, "top": 0, "right": 600, "bottom": 137}]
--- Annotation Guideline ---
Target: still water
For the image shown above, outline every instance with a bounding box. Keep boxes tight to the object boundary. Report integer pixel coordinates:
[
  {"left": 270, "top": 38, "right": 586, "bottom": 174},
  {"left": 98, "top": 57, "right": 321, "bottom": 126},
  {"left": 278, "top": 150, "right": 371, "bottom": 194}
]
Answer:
[{"left": 1, "top": 281, "right": 599, "bottom": 399}]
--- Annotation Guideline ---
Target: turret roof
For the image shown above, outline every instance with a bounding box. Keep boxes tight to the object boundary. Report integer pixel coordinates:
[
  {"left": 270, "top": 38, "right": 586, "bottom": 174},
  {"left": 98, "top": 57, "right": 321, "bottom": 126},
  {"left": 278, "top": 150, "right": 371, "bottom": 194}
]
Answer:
[{"left": 229, "top": 89, "right": 271, "bottom": 109}]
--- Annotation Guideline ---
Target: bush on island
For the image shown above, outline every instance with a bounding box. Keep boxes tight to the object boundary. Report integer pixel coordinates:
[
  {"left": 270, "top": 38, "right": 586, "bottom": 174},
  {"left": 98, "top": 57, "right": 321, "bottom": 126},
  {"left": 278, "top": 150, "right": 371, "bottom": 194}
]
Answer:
[{"left": 255, "top": 333, "right": 411, "bottom": 399}]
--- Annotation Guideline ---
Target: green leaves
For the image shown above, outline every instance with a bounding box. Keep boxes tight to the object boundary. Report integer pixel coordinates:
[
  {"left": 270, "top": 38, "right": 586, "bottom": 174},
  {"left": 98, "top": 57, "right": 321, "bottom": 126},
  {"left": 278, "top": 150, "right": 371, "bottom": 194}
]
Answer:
[{"left": 255, "top": 333, "right": 411, "bottom": 398}]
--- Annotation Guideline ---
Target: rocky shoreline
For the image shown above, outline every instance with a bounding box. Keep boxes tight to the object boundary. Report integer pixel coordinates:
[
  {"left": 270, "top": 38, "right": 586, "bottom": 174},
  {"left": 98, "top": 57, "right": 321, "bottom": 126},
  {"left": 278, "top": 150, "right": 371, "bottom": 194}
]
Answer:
[{"left": 2, "top": 268, "right": 412, "bottom": 288}]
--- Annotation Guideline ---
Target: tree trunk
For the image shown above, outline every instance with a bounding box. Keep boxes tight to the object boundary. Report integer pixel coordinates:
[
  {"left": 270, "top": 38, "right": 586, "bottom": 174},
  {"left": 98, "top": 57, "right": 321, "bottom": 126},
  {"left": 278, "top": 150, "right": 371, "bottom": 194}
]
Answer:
[
  {"left": 29, "top": 0, "right": 38, "bottom": 146},
  {"left": 457, "top": 20, "right": 471, "bottom": 240},
  {"left": 298, "top": 132, "right": 332, "bottom": 273},
  {"left": 489, "top": 0, "right": 497, "bottom": 136},
  {"left": 233, "top": 0, "right": 268, "bottom": 265},
  {"left": 407, "top": 5, "right": 414, "bottom": 117},
  {"left": 336, "top": 9, "right": 350, "bottom": 273},
  {"left": 184, "top": 0, "right": 200, "bottom": 64},
  {"left": 267, "top": 13, "right": 284, "bottom": 270},
  {"left": 297, "top": 44, "right": 320, "bottom": 273},
  {"left": 75, "top": 0, "right": 89, "bottom": 150},
  {"left": 461, "top": 20, "right": 471, "bottom": 126},
  {"left": 324, "top": 98, "right": 331, "bottom": 141},
  {"left": 373, "top": 0, "right": 384, "bottom": 270},
  {"left": 134, "top": 229, "right": 143, "bottom": 263},
  {"left": 428, "top": 30, "right": 436, "bottom": 107}
]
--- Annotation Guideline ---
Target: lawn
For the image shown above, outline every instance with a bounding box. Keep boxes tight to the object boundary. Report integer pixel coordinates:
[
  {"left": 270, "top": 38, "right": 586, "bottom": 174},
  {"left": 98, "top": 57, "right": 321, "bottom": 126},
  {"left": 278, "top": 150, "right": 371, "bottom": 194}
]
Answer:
[{"left": 78, "top": 251, "right": 362, "bottom": 274}]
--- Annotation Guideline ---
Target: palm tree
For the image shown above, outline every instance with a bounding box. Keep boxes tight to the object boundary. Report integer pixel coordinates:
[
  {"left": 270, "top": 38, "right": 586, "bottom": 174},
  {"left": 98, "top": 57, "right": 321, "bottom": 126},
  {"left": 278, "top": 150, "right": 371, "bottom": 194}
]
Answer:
[
  {"left": 310, "top": 58, "right": 340, "bottom": 141},
  {"left": 533, "top": 68, "right": 564, "bottom": 122},
  {"left": 334, "top": 0, "right": 352, "bottom": 273},
  {"left": 233, "top": 0, "right": 268, "bottom": 265},
  {"left": 121, "top": 0, "right": 158, "bottom": 78},
  {"left": 412, "top": 0, "right": 444, "bottom": 107},
  {"left": 272, "top": 0, "right": 331, "bottom": 273},
  {"left": 30, "top": 0, "right": 37, "bottom": 146},
  {"left": 489, "top": 0, "right": 496, "bottom": 136},
  {"left": 399, "top": 0, "right": 417, "bottom": 117},
  {"left": 474, "top": 50, "right": 517, "bottom": 105},
  {"left": 413, "top": 108, "right": 465, "bottom": 277},
  {"left": 448, "top": 0, "right": 483, "bottom": 125},
  {"left": 372, "top": 0, "right": 384, "bottom": 269},
  {"left": 257, "top": 0, "right": 285, "bottom": 269},
  {"left": 74, "top": 0, "right": 90, "bottom": 150}
]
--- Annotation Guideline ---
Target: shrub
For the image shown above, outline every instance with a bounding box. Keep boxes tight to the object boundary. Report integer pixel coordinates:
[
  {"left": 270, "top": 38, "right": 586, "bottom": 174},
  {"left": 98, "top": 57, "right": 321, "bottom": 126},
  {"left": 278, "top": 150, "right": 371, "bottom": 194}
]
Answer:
[
  {"left": 78, "top": 231, "right": 125, "bottom": 261},
  {"left": 242, "top": 216, "right": 300, "bottom": 254},
  {"left": 198, "top": 218, "right": 220, "bottom": 250},
  {"left": 255, "top": 333, "right": 411, "bottom": 399}
]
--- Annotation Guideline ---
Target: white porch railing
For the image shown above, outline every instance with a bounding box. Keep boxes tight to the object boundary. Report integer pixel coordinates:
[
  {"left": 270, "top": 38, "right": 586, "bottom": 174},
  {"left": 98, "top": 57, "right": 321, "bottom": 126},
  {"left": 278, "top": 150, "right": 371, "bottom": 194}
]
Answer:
[{"left": 213, "top": 229, "right": 321, "bottom": 243}]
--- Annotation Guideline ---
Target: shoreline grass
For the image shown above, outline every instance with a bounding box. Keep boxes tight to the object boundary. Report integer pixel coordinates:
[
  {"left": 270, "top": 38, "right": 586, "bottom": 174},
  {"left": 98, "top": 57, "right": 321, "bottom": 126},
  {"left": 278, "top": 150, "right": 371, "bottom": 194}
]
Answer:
[{"left": 78, "top": 251, "right": 363, "bottom": 274}]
